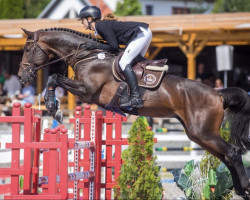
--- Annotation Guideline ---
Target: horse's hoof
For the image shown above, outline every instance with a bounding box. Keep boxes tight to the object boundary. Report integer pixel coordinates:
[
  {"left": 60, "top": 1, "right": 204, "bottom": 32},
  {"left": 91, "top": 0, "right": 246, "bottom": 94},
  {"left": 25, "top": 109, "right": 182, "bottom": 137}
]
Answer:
[
  {"left": 246, "top": 184, "right": 250, "bottom": 194},
  {"left": 241, "top": 194, "right": 250, "bottom": 200},
  {"left": 54, "top": 110, "right": 63, "bottom": 124},
  {"left": 239, "top": 191, "right": 250, "bottom": 200}
]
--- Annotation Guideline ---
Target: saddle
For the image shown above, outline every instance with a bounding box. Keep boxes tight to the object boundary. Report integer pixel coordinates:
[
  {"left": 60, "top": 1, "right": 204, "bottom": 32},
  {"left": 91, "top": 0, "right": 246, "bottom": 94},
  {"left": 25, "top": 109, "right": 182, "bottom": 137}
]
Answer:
[{"left": 113, "top": 53, "right": 168, "bottom": 89}]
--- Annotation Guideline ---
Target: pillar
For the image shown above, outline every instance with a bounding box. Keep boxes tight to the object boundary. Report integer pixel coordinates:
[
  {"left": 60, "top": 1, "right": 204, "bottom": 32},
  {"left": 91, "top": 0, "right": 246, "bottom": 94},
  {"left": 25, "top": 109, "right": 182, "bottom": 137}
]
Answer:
[
  {"left": 36, "top": 70, "right": 43, "bottom": 94},
  {"left": 187, "top": 53, "right": 196, "bottom": 80},
  {"left": 68, "top": 66, "right": 75, "bottom": 111}
]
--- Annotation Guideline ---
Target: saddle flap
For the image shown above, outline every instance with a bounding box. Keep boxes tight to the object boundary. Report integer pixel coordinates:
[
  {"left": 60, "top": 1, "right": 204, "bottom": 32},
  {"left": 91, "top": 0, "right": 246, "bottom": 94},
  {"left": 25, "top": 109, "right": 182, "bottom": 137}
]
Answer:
[
  {"left": 134, "top": 64, "right": 144, "bottom": 80},
  {"left": 113, "top": 52, "right": 168, "bottom": 89}
]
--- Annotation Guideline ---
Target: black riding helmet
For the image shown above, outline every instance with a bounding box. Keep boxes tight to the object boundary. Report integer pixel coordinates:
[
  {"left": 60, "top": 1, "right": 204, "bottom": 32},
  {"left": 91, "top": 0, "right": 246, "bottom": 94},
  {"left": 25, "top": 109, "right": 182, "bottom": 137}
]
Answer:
[{"left": 79, "top": 6, "right": 101, "bottom": 20}]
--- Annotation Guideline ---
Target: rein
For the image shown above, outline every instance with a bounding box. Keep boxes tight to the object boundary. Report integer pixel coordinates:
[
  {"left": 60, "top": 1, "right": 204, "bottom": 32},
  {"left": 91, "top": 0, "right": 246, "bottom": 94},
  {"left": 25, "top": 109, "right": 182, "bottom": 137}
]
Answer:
[
  {"left": 21, "top": 39, "right": 89, "bottom": 71},
  {"left": 34, "top": 51, "right": 77, "bottom": 71}
]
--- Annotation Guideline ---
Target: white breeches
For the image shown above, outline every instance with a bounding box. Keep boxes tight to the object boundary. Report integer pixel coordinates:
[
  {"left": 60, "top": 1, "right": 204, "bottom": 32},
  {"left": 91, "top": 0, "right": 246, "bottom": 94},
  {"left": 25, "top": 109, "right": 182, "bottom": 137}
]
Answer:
[{"left": 119, "top": 26, "right": 152, "bottom": 71}]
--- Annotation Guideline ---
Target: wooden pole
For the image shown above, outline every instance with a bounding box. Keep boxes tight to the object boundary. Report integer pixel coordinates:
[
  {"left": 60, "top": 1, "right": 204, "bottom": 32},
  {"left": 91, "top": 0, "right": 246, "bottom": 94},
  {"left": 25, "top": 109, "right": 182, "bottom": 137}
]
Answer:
[
  {"left": 36, "top": 70, "right": 43, "bottom": 94},
  {"left": 187, "top": 53, "right": 196, "bottom": 80},
  {"left": 148, "top": 47, "right": 163, "bottom": 60},
  {"left": 177, "top": 36, "right": 207, "bottom": 80},
  {"left": 68, "top": 66, "right": 75, "bottom": 111}
]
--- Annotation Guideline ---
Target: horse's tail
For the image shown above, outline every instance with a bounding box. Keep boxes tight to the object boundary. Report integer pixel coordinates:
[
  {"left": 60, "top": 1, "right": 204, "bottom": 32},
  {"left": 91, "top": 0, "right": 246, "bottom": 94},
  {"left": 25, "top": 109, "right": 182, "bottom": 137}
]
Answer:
[{"left": 219, "top": 87, "right": 250, "bottom": 152}]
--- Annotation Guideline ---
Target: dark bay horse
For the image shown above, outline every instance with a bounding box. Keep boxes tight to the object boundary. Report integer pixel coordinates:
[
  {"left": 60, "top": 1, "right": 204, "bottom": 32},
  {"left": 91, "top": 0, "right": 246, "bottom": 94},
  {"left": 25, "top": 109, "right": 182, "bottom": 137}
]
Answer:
[{"left": 18, "top": 28, "right": 250, "bottom": 198}]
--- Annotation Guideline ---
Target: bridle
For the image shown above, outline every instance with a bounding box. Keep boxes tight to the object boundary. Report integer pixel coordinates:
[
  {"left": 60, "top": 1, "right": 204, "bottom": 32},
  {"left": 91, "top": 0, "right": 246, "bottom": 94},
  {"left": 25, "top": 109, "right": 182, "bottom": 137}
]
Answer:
[
  {"left": 19, "top": 38, "right": 49, "bottom": 79},
  {"left": 19, "top": 31, "right": 89, "bottom": 82},
  {"left": 20, "top": 41, "right": 86, "bottom": 71}
]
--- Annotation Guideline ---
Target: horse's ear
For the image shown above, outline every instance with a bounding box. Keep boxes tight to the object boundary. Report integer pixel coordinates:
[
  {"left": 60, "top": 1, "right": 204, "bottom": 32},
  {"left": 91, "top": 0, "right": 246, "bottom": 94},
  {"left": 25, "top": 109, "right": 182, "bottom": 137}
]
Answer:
[{"left": 21, "top": 28, "right": 34, "bottom": 37}]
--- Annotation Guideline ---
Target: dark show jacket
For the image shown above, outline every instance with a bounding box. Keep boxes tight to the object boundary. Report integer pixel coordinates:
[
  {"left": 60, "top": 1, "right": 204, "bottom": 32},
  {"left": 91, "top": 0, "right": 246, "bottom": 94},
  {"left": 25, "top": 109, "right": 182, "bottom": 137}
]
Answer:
[{"left": 95, "top": 20, "right": 149, "bottom": 51}]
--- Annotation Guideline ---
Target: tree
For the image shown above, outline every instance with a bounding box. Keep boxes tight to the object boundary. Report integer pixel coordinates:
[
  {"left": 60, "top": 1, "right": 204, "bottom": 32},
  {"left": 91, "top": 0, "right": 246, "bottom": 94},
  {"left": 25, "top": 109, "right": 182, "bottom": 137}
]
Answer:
[
  {"left": 213, "top": 0, "right": 250, "bottom": 13},
  {"left": 0, "top": 0, "right": 50, "bottom": 19},
  {"left": 23, "top": 0, "right": 50, "bottom": 18},
  {"left": 115, "top": 0, "right": 142, "bottom": 16},
  {"left": 114, "top": 117, "right": 162, "bottom": 199},
  {"left": 190, "top": 0, "right": 209, "bottom": 14},
  {"left": 0, "top": 0, "right": 24, "bottom": 19}
]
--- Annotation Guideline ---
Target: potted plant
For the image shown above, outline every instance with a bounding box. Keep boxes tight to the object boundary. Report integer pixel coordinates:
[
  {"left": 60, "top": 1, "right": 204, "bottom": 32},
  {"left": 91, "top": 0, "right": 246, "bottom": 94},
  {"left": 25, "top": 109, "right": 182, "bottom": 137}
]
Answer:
[{"left": 172, "top": 121, "right": 235, "bottom": 199}]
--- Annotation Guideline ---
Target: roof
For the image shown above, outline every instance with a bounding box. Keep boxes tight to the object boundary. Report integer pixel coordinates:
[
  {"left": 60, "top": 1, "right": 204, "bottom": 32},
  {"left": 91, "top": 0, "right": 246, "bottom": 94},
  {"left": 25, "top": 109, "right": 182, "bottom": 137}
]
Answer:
[
  {"left": 89, "top": 0, "right": 112, "bottom": 15},
  {"left": 0, "top": 12, "right": 250, "bottom": 50}
]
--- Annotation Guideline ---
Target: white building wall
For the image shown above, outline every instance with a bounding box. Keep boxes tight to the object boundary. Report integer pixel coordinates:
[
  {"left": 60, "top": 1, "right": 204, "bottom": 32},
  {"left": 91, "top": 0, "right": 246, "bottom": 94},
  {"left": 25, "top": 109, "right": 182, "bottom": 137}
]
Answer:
[
  {"left": 103, "top": 0, "right": 118, "bottom": 11},
  {"left": 140, "top": 0, "right": 214, "bottom": 16}
]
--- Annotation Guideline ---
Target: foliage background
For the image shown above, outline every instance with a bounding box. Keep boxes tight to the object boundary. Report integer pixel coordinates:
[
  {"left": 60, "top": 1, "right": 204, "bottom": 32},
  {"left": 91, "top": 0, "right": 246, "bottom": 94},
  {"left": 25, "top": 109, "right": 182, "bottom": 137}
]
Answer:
[
  {"left": 212, "top": 0, "right": 250, "bottom": 13},
  {"left": 0, "top": 0, "right": 50, "bottom": 19},
  {"left": 115, "top": 0, "right": 142, "bottom": 16}
]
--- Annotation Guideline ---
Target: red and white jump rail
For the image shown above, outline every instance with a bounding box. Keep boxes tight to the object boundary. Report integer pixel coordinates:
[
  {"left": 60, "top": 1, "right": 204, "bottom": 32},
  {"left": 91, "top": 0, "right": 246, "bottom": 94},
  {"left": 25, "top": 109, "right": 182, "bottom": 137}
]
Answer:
[{"left": 0, "top": 103, "right": 128, "bottom": 200}]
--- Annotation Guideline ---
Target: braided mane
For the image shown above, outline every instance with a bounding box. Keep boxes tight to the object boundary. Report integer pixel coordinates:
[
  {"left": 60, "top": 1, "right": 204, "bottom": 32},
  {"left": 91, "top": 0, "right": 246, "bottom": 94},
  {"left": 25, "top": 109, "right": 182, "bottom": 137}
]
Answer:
[{"left": 39, "top": 27, "right": 101, "bottom": 43}]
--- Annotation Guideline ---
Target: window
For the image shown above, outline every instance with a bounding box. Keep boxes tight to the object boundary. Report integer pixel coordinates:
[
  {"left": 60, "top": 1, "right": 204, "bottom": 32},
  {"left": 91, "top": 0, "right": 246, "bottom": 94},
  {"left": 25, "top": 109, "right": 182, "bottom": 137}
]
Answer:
[
  {"left": 172, "top": 7, "right": 191, "bottom": 14},
  {"left": 146, "top": 5, "right": 153, "bottom": 15}
]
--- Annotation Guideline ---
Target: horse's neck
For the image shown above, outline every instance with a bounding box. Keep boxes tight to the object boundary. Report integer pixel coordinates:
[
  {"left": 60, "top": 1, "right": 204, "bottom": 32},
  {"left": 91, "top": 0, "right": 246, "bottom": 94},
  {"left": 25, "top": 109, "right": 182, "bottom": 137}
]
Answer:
[
  {"left": 42, "top": 32, "right": 94, "bottom": 58},
  {"left": 48, "top": 37, "right": 78, "bottom": 57}
]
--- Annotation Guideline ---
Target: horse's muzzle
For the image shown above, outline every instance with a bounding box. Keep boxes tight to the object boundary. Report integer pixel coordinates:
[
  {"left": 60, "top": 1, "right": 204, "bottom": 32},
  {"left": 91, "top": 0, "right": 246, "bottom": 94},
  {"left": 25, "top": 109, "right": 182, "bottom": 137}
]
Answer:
[{"left": 18, "top": 67, "right": 36, "bottom": 84}]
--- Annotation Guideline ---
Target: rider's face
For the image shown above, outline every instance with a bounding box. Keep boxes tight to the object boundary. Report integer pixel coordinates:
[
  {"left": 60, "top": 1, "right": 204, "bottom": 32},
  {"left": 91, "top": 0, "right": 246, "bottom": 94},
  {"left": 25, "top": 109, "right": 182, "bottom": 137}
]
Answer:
[{"left": 81, "top": 17, "right": 94, "bottom": 30}]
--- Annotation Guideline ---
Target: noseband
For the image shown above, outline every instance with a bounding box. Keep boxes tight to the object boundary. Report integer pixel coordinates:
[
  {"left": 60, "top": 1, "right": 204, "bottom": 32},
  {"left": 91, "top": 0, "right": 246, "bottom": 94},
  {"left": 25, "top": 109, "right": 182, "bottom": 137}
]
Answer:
[{"left": 19, "top": 35, "right": 50, "bottom": 82}]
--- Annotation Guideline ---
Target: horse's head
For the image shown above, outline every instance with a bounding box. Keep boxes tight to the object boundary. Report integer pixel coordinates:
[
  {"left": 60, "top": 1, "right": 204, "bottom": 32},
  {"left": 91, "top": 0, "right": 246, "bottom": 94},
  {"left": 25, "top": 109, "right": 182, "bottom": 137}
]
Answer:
[
  {"left": 19, "top": 27, "right": 110, "bottom": 85},
  {"left": 18, "top": 28, "right": 50, "bottom": 84}
]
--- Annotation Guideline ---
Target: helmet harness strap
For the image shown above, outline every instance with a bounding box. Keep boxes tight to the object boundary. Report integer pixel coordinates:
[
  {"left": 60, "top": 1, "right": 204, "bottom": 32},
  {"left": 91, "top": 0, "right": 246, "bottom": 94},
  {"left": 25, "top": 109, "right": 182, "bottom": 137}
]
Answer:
[{"left": 87, "top": 18, "right": 94, "bottom": 30}]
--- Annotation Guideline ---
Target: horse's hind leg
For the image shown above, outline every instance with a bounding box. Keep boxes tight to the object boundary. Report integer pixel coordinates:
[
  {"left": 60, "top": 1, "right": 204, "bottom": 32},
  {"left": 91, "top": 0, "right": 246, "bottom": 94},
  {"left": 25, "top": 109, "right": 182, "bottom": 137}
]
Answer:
[
  {"left": 183, "top": 112, "right": 249, "bottom": 198},
  {"left": 198, "top": 137, "right": 247, "bottom": 195},
  {"left": 201, "top": 136, "right": 249, "bottom": 198}
]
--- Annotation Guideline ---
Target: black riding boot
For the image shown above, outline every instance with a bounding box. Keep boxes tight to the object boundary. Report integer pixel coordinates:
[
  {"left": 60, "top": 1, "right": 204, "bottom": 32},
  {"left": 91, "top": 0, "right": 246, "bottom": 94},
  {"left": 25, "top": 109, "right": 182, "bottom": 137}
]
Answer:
[{"left": 120, "top": 64, "right": 143, "bottom": 109}]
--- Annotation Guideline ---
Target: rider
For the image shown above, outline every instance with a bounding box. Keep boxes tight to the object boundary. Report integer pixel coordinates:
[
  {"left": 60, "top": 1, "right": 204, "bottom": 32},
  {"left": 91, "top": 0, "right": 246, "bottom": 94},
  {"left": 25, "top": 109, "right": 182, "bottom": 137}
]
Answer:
[{"left": 78, "top": 6, "right": 152, "bottom": 109}]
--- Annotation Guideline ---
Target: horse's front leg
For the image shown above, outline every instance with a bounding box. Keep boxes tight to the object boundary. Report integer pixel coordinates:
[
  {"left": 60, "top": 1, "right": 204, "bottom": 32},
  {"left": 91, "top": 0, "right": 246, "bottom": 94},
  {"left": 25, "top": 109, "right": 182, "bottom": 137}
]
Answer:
[
  {"left": 44, "top": 74, "right": 63, "bottom": 123},
  {"left": 44, "top": 73, "right": 88, "bottom": 123}
]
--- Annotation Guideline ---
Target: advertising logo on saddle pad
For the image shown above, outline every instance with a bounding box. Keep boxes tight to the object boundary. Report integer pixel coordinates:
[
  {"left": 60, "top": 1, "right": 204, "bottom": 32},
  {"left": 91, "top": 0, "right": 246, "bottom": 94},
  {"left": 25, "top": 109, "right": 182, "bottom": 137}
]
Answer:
[{"left": 144, "top": 74, "right": 156, "bottom": 85}]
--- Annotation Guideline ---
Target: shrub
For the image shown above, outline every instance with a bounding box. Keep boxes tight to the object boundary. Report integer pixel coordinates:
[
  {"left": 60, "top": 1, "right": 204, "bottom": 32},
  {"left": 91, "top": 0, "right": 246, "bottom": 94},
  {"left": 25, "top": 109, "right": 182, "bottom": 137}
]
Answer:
[{"left": 114, "top": 117, "right": 163, "bottom": 199}]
